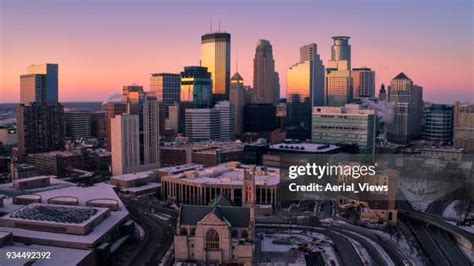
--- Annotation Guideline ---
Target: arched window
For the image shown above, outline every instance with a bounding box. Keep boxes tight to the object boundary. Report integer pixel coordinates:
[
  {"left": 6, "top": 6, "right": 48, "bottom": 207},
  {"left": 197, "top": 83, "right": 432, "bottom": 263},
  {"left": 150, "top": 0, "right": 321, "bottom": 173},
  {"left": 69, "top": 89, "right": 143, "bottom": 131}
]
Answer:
[
  {"left": 180, "top": 227, "right": 188, "bottom": 236},
  {"left": 241, "top": 230, "right": 248, "bottom": 240},
  {"left": 206, "top": 229, "right": 219, "bottom": 250},
  {"left": 190, "top": 227, "right": 196, "bottom": 236},
  {"left": 231, "top": 229, "right": 238, "bottom": 238}
]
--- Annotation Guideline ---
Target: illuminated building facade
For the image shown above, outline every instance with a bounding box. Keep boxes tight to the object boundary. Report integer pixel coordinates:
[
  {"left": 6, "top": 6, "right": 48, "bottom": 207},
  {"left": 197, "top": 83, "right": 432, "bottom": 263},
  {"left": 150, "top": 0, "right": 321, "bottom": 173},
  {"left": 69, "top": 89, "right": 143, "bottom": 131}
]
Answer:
[
  {"left": 201, "top": 32, "right": 231, "bottom": 101},
  {"left": 352, "top": 67, "right": 375, "bottom": 98},
  {"left": 180, "top": 66, "right": 213, "bottom": 108}
]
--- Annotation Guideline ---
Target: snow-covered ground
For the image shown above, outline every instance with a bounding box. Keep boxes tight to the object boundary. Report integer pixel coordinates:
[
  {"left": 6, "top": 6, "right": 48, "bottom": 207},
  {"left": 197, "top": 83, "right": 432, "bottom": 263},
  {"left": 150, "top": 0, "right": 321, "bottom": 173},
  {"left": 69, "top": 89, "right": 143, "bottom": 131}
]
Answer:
[
  {"left": 399, "top": 178, "right": 458, "bottom": 211},
  {"left": 260, "top": 230, "right": 339, "bottom": 265}
]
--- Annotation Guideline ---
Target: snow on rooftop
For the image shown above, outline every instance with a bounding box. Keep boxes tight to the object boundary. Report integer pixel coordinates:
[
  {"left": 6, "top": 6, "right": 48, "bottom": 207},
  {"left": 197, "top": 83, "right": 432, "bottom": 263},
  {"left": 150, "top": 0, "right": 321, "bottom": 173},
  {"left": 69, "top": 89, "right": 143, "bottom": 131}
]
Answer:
[
  {"left": 270, "top": 142, "right": 341, "bottom": 153},
  {"left": 164, "top": 163, "right": 280, "bottom": 186},
  {"left": 0, "top": 181, "right": 129, "bottom": 245},
  {"left": 111, "top": 170, "right": 154, "bottom": 181}
]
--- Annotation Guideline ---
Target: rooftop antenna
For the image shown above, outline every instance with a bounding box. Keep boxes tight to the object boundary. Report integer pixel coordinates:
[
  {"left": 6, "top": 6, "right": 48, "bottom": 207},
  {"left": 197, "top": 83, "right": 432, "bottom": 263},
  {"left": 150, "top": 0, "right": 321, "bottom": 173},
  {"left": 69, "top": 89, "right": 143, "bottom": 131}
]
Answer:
[
  {"left": 218, "top": 19, "right": 221, "bottom": 32},
  {"left": 210, "top": 21, "right": 213, "bottom": 33}
]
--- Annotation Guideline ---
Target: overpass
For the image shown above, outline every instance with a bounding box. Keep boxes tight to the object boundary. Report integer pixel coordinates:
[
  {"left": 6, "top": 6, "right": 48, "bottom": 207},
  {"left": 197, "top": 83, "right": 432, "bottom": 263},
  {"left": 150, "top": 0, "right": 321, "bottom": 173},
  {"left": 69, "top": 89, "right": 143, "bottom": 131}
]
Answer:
[{"left": 399, "top": 208, "right": 474, "bottom": 250}]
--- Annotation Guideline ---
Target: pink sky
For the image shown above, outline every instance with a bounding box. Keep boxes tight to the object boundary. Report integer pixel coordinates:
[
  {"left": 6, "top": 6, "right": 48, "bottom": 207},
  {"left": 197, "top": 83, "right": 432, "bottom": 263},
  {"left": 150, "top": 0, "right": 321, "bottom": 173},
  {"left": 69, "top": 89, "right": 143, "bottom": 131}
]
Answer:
[{"left": 1, "top": 0, "right": 473, "bottom": 104}]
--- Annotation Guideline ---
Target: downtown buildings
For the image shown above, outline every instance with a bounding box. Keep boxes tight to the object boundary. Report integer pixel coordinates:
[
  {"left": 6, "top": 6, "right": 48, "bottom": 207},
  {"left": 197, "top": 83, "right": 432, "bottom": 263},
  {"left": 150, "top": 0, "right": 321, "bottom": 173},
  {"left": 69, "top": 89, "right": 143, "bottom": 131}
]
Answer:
[
  {"left": 184, "top": 101, "right": 234, "bottom": 141},
  {"left": 16, "top": 63, "right": 64, "bottom": 157},
  {"left": 111, "top": 86, "right": 160, "bottom": 175},
  {"left": 387, "top": 73, "right": 423, "bottom": 144}
]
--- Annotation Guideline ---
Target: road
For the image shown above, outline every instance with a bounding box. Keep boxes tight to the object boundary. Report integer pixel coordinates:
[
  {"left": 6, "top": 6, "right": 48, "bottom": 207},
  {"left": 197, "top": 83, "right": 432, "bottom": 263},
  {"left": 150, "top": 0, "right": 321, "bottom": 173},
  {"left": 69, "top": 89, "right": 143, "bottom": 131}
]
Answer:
[{"left": 122, "top": 198, "right": 174, "bottom": 266}]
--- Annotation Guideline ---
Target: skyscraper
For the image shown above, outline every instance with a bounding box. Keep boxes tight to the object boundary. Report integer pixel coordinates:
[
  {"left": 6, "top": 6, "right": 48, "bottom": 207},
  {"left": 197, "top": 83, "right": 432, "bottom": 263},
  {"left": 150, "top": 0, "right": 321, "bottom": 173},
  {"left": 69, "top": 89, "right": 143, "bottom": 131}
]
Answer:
[
  {"left": 103, "top": 102, "right": 126, "bottom": 151},
  {"left": 387, "top": 73, "right": 423, "bottom": 144},
  {"left": 111, "top": 94, "right": 160, "bottom": 175},
  {"left": 422, "top": 103, "right": 453, "bottom": 143},
  {"left": 352, "top": 67, "right": 375, "bottom": 98},
  {"left": 230, "top": 72, "right": 245, "bottom": 134},
  {"left": 253, "top": 39, "right": 279, "bottom": 104},
  {"left": 328, "top": 36, "right": 351, "bottom": 71},
  {"left": 150, "top": 73, "right": 181, "bottom": 105},
  {"left": 201, "top": 32, "right": 231, "bottom": 101},
  {"left": 326, "top": 36, "right": 353, "bottom": 106},
  {"left": 16, "top": 64, "right": 64, "bottom": 157},
  {"left": 180, "top": 66, "right": 213, "bottom": 108},
  {"left": 21, "top": 64, "right": 58, "bottom": 105},
  {"left": 215, "top": 101, "right": 235, "bottom": 141},
  {"left": 286, "top": 43, "right": 325, "bottom": 139},
  {"left": 185, "top": 108, "right": 220, "bottom": 141}
]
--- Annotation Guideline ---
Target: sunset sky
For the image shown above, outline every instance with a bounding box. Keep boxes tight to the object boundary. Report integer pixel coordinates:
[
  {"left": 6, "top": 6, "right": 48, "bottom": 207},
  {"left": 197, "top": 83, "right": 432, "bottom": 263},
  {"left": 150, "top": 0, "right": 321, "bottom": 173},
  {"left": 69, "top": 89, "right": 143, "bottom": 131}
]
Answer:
[{"left": 1, "top": 0, "right": 473, "bottom": 104}]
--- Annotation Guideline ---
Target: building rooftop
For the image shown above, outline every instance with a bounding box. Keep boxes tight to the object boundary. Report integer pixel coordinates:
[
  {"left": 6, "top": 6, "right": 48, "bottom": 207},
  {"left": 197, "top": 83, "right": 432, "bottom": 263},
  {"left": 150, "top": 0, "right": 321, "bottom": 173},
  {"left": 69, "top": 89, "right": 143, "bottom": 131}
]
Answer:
[
  {"left": 164, "top": 162, "right": 280, "bottom": 186},
  {"left": 6, "top": 203, "right": 101, "bottom": 225},
  {"left": 111, "top": 170, "right": 154, "bottom": 181},
  {"left": 269, "top": 142, "right": 341, "bottom": 153},
  {"left": 180, "top": 194, "right": 250, "bottom": 227}
]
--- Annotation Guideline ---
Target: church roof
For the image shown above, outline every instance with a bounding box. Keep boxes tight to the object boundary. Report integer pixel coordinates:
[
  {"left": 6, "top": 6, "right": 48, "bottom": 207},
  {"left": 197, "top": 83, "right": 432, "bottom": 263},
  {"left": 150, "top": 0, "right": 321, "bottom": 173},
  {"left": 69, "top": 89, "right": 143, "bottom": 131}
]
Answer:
[
  {"left": 231, "top": 72, "right": 243, "bottom": 81},
  {"left": 393, "top": 72, "right": 411, "bottom": 80},
  {"left": 179, "top": 194, "right": 250, "bottom": 227}
]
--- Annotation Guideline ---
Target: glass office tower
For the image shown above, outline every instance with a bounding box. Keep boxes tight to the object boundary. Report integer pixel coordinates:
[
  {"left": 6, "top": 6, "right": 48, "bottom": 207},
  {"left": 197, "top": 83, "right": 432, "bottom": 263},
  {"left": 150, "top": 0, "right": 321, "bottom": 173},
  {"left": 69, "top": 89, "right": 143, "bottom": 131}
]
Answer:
[
  {"left": 180, "top": 66, "right": 212, "bottom": 108},
  {"left": 201, "top": 32, "right": 231, "bottom": 101}
]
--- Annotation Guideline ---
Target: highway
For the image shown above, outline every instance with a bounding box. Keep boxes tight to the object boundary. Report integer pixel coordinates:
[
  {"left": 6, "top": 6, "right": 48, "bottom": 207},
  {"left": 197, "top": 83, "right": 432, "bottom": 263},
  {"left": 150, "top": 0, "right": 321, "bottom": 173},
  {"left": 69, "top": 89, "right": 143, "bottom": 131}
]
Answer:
[
  {"left": 399, "top": 193, "right": 473, "bottom": 266},
  {"left": 122, "top": 198, "right": 174, "bottom": 266}
]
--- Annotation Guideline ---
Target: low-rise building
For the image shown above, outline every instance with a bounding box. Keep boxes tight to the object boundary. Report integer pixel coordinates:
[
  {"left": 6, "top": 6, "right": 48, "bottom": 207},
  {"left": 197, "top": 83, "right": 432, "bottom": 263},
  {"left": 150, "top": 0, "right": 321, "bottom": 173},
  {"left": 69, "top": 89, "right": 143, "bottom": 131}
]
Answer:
[
  {"left": 110, "top": 170, "right": 160, "bottom": 196},
  {"left": 160, "top": 141, "right": 244, "bottom": 166},
  {"left": 161, "top": 162, "right": 280, "bottom": 210}
]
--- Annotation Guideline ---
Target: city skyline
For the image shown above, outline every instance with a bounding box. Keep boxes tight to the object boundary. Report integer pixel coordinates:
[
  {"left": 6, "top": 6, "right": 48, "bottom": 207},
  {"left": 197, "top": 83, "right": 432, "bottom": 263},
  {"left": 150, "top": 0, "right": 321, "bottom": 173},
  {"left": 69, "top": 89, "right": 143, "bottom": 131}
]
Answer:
[{"left": 1, "top": 0, "right": 473, "bottom": 104}]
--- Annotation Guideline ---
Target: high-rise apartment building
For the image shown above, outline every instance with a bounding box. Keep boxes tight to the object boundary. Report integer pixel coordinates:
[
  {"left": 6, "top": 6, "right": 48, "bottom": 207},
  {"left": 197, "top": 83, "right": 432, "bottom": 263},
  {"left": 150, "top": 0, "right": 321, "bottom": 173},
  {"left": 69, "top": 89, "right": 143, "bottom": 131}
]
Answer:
[
  {"left": 253, "top": 39, "right": 279, "bottom": 104},
  {"left": 453, "top": 101, "right": 474, "bottom": 151},
  {"left": 422, "top": 103, "right": 453, "bottom": 143},
  {"left": 150, "top": 73, "right": 181, "bottom": 105},
  {"left": 230, "top": 72, "right": 246, "bottom": 134},
  {"left": 387, "top": 73, "right": 423, "bottom": 144},
  {"left": 103, "top": 102, "right": 126, "bottom": 151},
  {"left": 180, "top": 66, "right": 213, "bottom": 108},
  {"left": 352, "top": 67, "right": 375, "bottom": 98},
  {"left": 286, "top": 43, "right": 325, "bottom": 140},
  {"left": 16, "top": 64, "right": 64, "bottom": 157},
  {"left": 16, "top": 104, "right": 64, "bottom": 156},
  {"left": 111, "top": 114, "right": 140, "bottom": 175},
  {"left": 111, "top": 95, "right": 160, "bottom": 175},
  {"left": 312, "top": 104, "right": 376, "bottom": 154},
  {"left": 201, "top": 32, "right": 231, "bottom": 101},
  {"left": 326, "top": 36, "right": 353, "bottom": 106}
]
